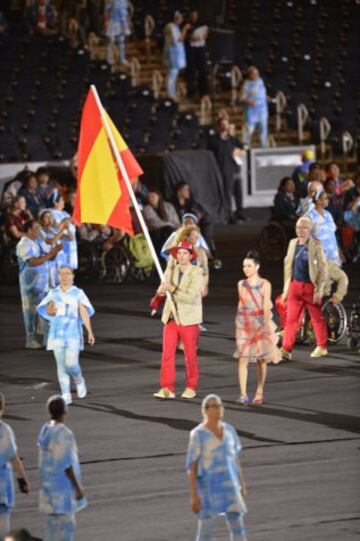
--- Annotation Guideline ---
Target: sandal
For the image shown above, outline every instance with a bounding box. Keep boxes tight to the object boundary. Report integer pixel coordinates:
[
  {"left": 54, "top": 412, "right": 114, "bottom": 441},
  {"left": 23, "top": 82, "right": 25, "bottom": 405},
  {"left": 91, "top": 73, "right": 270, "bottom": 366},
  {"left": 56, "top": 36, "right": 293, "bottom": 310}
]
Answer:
[
  {"left": 251, "top": 393, "right": 264, "bottom": 406},
  {"left": 237, "top": 395, "right": 249, "bottom": 406}
]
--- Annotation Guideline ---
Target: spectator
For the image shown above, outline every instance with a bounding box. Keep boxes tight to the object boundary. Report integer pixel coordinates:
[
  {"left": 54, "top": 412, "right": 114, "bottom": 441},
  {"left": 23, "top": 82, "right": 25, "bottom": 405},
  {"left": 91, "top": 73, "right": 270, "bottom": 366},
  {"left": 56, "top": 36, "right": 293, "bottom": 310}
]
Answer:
[
  {"left": 241, "top": 66, "right": 268, "bottom": 147},
  {"left": 64, "top": 188, "right": 77, "bottom": 215},
  {"left": 36, "top": 167, "right": 55, "bottom": 207},
  {"left": 297, "top": 179, "right": 323, "bottom": 216},
  {"left": 26, "top": 0, "right": 58, "bottom": 36},
  {"left": 185, "top": 10, "right": 208, "bottom": 98},
  {"left": 163, "top": 11, "right": 190, "bottom": 99},
  {"left": 323, "top": 178, "right": 343, "bottom": 225},
  {"left": 208, "top": 118, "right": 245, "bottom": 223},
  {"left": 0, "top": 393, "right": 30, "bottom": 540},
  {"left": 344, "top": 172, "right": 360, "bottom": 211},
  {"left": 1, "top": 170, "right": 27, "bottom": 210},
  {"left": 37, "top": 396, "right": 87, "bottom": 540},
  {"left": 18, "top": 172, "right": 44, "bottom": 218},
  {"left": 5, "top": 196, "right": 33, "bottom": 241},
  {"left": 292, "top": 149, "right": 315, "bottom": 198},
  {"left": 273, "top": 177, "right": 298, "bottom": 222},
  {"left": 143, "top": 190, "right": 180, "bottom": 255},
  {"left": 49, "top": 191, "right": 78, "bottom": 269},
  {"left": 16, "top": 220, "right": 61, "bottom": 349},
  {"left": 186, "top": 394, "right": 247, "bottom": 541},
  {"left": 104, "top": 0, "right": 131, "bottom": 68}
]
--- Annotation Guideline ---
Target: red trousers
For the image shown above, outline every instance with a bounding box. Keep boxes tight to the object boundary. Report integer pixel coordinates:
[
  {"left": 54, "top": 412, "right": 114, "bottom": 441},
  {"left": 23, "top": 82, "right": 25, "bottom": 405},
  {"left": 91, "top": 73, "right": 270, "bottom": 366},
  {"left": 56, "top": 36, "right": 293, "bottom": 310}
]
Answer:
[
  {"left": 282, "top": 281, "right": 327, "bottom": 351},
  {"left": 160, "top": 321, "right": 200, "bottom": 392}
]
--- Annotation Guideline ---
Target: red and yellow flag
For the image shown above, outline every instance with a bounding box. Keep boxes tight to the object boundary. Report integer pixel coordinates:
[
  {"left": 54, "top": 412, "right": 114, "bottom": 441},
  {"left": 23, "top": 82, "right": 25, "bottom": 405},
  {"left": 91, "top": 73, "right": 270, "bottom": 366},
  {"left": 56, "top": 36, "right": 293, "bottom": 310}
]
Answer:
[{"left": 73, "top": 88, "right": 143, "bottom": 235}]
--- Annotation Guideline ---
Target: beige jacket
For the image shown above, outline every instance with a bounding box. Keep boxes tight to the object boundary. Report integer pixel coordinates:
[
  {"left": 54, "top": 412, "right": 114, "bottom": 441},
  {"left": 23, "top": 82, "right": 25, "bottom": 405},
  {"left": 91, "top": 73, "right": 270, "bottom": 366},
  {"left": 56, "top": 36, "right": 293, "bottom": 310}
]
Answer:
[
  {"left": 283, "top": 237, "right": 328, "bottom": 299},
  {"left": 162, "top": 264, "right": 204, "bottom": 325}
]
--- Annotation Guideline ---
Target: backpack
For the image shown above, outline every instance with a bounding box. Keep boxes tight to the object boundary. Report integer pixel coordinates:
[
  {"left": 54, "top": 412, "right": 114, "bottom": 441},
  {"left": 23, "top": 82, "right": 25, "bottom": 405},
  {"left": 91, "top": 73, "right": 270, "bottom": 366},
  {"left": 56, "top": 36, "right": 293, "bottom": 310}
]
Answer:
[{"left": 125, "top": 234, "right": 153, "bottom": 269}]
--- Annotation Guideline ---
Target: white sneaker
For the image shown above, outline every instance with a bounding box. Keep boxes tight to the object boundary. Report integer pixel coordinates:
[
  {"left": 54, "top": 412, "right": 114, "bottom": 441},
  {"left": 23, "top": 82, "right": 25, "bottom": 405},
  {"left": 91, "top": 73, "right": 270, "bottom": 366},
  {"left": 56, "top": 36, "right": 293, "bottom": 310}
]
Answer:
[
  {"left": 153, "top": 387, "right": 175, "bottom": 399},
  {"left": 310, "top": 346, "right": 328, "bottom": 358},
  {"left": 25, "top": 338, "right": 42, "bottom": 349},
  {"left": 62, "top": 393, "right": 72, "bottom": 405},
  {"left": 76, "top": 378, "right": 87, "bottom": 399},
  {"left": 181, "top": 388, "right": 196, "bottom": 399}
]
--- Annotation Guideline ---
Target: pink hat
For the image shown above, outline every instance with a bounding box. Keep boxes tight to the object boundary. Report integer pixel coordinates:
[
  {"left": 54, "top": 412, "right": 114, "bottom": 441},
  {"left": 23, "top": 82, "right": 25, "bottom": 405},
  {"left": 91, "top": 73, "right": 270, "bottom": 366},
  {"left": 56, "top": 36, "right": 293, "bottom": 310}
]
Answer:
[{"left": 169, "top": 241, "right": 197, "bottom": 261}]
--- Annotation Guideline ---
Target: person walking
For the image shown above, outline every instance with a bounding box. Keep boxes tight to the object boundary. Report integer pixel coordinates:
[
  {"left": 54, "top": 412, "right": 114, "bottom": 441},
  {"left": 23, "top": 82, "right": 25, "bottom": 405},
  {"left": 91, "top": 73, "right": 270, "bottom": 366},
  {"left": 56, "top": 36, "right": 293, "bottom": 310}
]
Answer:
[
  {"left": 38, "top": 395, "right": 87, "bottom": 541},
  {"left": 280, "top": 216, "right": 328, "bottom": 360},
  {"left": 37, "top": 267, "right": 95, "bottom": 405},
  {"left": 241, "top": 66, "right": 268, "bottom": 147},
  {"left": 187, "top": 394, "right": 248, "bottom": 541},
  {"left": 163, "top": 12, "right": 190, "bottom": 99},
  {"left": 153, "top": 241, "right": 204, "bottom": 399},
  {"left": 234, "top": 250, "right": 281, "bottom": 406},
  {"left": 0, "top": 393, "right": 29, "bottom": 541}
]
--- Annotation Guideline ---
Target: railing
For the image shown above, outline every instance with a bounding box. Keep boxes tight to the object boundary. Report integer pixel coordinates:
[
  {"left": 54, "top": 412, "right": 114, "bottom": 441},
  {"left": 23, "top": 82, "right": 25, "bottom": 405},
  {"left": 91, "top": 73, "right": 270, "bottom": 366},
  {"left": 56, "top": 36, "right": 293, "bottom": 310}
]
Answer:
[
  {"left": 130, "top": 58, "right": 141, "bottom": 87},
  {"left": 341, "top": 131, "right": 354, "bottom": 173},
  {"left": 230, "top": 66, "right": 242, "bottom": 106},
  {"left": 297, "top": 103, "right": 309, "bottom": 143},
  {"left": 152, "top": 70, "right": 163, "bottom": 99},
  {"left": 275, "top": 91, "right": 287, "bottom": 132},
  {"left": 199, "top": 96, "right": 212, "bottom": 125},
  {"left": 144, "top": 15, "right": 155, "bottom": 54},
  {"left": 319, "top": 116, "right": 331, "bottom": 157}
]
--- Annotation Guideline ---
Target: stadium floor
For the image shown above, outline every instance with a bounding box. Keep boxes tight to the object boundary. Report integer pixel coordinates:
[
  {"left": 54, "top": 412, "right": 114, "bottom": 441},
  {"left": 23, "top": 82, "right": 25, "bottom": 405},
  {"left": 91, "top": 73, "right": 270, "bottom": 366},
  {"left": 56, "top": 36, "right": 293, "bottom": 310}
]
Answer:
[{"left": 0, "top": 221, "right": 359, "bottom": 541}]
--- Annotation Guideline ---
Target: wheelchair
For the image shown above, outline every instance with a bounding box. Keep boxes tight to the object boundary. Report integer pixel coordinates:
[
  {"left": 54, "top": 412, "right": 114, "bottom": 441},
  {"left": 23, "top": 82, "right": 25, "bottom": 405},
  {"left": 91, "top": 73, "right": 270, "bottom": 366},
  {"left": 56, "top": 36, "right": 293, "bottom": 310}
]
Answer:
[
  {"left": 347, "top": 297, "right": 360, "bottom": 351},
  {"left": 77, "top": 239, "right": 130, "bottom": 284},
  {"left": 297, "top": 298, "right": 347, "bottom": 345},
  {"left": 259, "top": 215, "right": 295, "bottom": 262}
]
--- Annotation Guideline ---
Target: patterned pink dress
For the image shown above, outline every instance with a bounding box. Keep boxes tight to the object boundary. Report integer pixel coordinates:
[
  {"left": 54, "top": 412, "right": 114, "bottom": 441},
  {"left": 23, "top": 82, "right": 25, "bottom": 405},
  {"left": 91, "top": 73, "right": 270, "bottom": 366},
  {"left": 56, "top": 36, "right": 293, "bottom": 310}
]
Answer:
[{"left": 234, "top": 279, "right": 281, "bottom": 363}]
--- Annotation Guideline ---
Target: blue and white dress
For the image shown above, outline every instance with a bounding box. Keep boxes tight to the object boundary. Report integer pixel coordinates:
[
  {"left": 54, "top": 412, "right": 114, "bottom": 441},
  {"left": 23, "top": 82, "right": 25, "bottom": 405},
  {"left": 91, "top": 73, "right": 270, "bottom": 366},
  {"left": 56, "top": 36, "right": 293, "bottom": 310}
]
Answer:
[
  {"left": 38, "top": 421, "right": 87, "bottom": 515},
  {"left": 16, "top": 237, "right": 50, "bottom": 340},
  {"left": 163, "top": 23, "right": 186, "bottom": 69},
  {"left": 37, "top": 286, "right": 94, "bottom": 351},
  {"left": 305, "top": 207, "right": 341, "bottom": 266},
  {"left": 49, "top": 209, "right": 77, "bottom": 270},
  {"left": 39, "top": 227, "right": 64, "bottom": 288},
  {"left": 186, "top": 423, "right": 247, "bottom": 518},
  {"left": 242, "top": 77, "right": 268, "bottom": 126},
  {"left": 0, "top": 421, "right": 17, "bottom": 514}
]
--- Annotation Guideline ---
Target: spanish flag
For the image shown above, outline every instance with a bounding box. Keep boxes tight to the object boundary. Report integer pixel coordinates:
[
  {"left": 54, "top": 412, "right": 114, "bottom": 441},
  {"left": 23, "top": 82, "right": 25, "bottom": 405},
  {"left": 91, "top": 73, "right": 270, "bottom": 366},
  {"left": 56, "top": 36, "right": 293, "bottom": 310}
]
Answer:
[{"left": 73, "top": 88, "right": 143, "bottom": 235}]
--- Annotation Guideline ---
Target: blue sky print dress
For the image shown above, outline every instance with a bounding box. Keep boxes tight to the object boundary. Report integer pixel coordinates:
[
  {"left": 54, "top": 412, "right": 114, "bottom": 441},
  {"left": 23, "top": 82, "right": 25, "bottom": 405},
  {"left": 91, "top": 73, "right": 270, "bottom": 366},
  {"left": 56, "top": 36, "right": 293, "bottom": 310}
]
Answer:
[
  {"left": 37, "top": 286, "right": 94, "bottom": 351},
  {"left": 38, "top": 421, "right": 87, "bottom": 515},
  {"left": 186, "top": 423, "right": 247, "bottom": 519},
  {"left": 0, "top": 421, "right": 17, "bottom": 513},
  {"left": 49, "top": 209, "right": 78, "bottom": 269},
  {"left": 305, "top": 207, "right": 341, "bottom": 266}
]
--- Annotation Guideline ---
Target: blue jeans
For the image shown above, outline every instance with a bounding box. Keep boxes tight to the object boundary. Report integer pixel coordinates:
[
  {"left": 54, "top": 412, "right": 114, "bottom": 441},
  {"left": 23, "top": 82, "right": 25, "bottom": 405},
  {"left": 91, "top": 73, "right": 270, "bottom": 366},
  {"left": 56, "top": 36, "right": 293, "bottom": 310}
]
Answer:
[
  {"left": 53, "top": 347, "right": 82, "bottom": 395},
  {"left": 44, "top": 513, "right": 76, "bottom": 541},
  {"left": 0, "top": 507, "right": 10, "bottom": 541},
  {"left": 107, "top": 33, "right": 126, "bottom": 64},
  {"left": 244, "top": 113, "right": 268, "bottom": 147},
  {"left": 196, "top": 513, "right": 246, "bottom": 541},
  {"left": 167, "top": 68, "right": 179, "bottom": 98}
]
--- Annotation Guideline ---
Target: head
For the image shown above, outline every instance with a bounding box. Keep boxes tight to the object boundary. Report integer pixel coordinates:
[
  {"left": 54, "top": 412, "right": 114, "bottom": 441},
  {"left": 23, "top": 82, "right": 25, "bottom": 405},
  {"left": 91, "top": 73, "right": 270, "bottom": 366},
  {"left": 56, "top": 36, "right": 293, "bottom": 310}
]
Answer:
[
  {"left": 189, "top": 10, "right": 199, "bottom": 23},
  {"left": 279, "top": 177, "right": 295, "bottom": 193},
  {"left": 247, "top": 66, "right": 259, "bottom": 80},
  {"left": 324, "top": 178, "right": 336, "bottom": 195},
  {"left": 202, "top": 394, "right": 224, "bottom": 421},
  {"left": 228, "top": 123, "right": 236, "bottom": 137},
  {"left": 173, "top": 10, "right": 183, "bottom": 25},
  {"left": 325, "top": 161, "right": 340, "bottom": 179},
  {"left": 217, "top": 117, "right": 230, "bottom": 134},
  {"left": 22, "top": 172, "right": 37, "bottom": 191},
  {"left": 175, "top": 247, "right": 193, "bottom": 266},
  {"left": 58, "top": 266, "right": 74, "bottom": 288},
  {"left": 47, "top": 395, "right": 67, "bottom": 421},
  {"left": 50, "top": 190, "right": 64, "bottom": 210},
  {"left": 242, "top": 250, "right": 260, "bottom": 279},
  {"left": 11, "top": 195, "right": 27, "bottom": 212},
  {"left": 178, "top": 224, "right": 200, "bottom": 245},
  {"left": 36, "top": 166, "right": 50, "bottom": 186},
  {"left": 313, "top": 188, "right": 329, "bottom": 209},
  {"left": 307, "top": 180, "right": 323, "bottom": 198},
  {"left": 147, "top": 190, "right": 162, "bottom": 208},
  {"left": 296, "top": 216, "right": 312, "bottom": 241},
  {"left": 39, "top": 210, "right": 53, "bottom": 228},
  {"left": 182, "top": 212, "right": 198, "bottom": 226},
  {"left": 0, "top": 393, "right": 4, "bottom": 418},
  {"left": 66, "top": 189, "right": 77, "bottom": 208},
  {"left": 176, "top": 182, "right": 191, "bottom": 201},
  {"left": 308, "top": 167, "right": 323, "bottom": 183},
  {"left": 23, "top": 219, "right": 41, "bottom": 240},
  {"left": 301, "top": 149, "right": 315, "bottom": 163}
]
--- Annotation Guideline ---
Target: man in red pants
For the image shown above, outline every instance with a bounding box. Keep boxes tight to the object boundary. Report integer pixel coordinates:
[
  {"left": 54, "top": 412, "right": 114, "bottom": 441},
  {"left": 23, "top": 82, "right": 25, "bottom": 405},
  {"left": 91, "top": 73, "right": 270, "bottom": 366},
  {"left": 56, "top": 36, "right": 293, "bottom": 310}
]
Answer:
[
  {"left": 280, "top": 216, "right": 328, "bottom": 360},
  {"left": 153, "top": 241, "right": 204, "bottom": 399}
]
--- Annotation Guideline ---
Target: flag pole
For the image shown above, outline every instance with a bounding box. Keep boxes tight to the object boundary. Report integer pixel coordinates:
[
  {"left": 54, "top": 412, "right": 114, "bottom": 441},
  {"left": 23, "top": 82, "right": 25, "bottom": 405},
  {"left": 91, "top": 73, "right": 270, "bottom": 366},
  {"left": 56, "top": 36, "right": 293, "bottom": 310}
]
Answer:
[{"left": 90, "top": 85, "right": 178, "bottom": 319}]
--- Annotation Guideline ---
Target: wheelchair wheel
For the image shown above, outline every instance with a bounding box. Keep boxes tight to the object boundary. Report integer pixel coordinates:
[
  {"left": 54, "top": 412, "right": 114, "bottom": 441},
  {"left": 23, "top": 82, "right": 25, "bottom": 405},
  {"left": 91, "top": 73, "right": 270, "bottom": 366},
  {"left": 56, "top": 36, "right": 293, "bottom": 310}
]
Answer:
[
  {"left": 77, "top": 241, "right": 98, "bottom": 281},
  {"left": 101, "top": 245, "right": 130, "bottom": 284},
  {"left": 323, "top": 299, "right": 347, "bottom": 343},
  {"left": 259, "top": 221, "right": 287, "bottom": 261},
  {"left": 130, "top": 264, "right": 154, "bottom": 282}
]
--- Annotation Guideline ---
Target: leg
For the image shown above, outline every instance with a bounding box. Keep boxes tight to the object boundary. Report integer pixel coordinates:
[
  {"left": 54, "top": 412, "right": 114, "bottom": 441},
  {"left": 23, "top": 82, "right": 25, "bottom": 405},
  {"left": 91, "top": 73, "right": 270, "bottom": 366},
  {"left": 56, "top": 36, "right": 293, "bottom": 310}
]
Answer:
[
  {"left": 167, "top": 68, "right": 179, "bottom": 98},
  {"left": 302, "top": 285, "right": 328, "bottom": 348},
  {"left": 53, "top": 348, "right": 71, "bottom": 397},
  {"left": 259, "top": 114, "right": 269, "bottom": 147},
  {"left": 254, "top": 359, "right": 267, "bottom": 397},
  {"left": 226, "top": 513, "right": 247, "bottom": 541},
  {"left": 106, "top": 35, "right": 115, "bottom": 65},
  {"left": 64, "top": 348, "right": 86, "bottom": 398},
  {"left": 238, "top": 357, "right": 249, "bottom": 398},
  {"left": 160, "top": 321, "right": 179, "bottom": 392},
  {"left": 232, "top": 172, "right": 244, "bottom": 216},
  {"left": 20, "top": 289, "right": 40, "bottom": 346},
  {"left": 179, "top": 324, "right": 200, "bottom": 390},
  {"left": 243, "top": 119, "right": 255, "bottom": 146},
  {"left": 0, "top": 509, "right": 10, "bottom": 541},
  {"left": 196, "top": 516, "right": 215, "bottom": 541},
  {"left": 117, "top": 33, "right": 126, "bottom": 63},
  {"left": 44, "top": 513, "right": 76, "bottom": 541},
  {"left": 282, "top": 282, "right": 306, "bottom": 351}
]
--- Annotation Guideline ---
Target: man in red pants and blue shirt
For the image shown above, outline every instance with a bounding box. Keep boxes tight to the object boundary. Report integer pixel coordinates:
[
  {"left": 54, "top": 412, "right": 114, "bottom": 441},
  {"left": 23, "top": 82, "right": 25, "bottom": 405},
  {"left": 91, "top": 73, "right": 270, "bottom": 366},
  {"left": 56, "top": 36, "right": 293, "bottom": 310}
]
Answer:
[{"left": 153, "top": 241, "right": 204, "bottom": 399}]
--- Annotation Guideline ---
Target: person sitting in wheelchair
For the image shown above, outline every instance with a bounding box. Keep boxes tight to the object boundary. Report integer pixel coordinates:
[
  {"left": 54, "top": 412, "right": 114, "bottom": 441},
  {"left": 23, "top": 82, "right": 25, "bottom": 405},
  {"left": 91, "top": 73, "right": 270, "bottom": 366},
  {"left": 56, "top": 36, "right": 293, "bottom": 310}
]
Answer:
[{"left": 273, "top": 177, "right": 299, "bottom": 227}]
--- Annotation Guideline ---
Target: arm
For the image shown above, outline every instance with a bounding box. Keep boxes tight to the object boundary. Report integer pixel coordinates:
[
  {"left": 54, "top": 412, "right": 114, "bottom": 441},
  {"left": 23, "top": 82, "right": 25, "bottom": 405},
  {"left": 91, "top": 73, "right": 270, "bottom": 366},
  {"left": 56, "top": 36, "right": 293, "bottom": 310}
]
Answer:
[
  {"left": 8, "top": 224, "right": 26, "bottom": 240},
  {"left": 143, "top": 205, "right": 172, "bottom": 229},
  {"left": 11, "top": 455, "right": 30, "bottom": 493},
  {"left": 28, "top": 244, "right": 62, "bottom": 266},
  {"left": 79, "top": 303, "right": 95, "bottom": 345},
  {"left": 262, "top": 280, "right": 272, "bottom": 321},
  {"left": 313, "top": 242, "right": 328, "bottom": 302},
  {"left": 238, "top": 460, "right": 247, "bottom": 497},
  {"left": 188, "top": 461, "right": 201, "bottom": 513},
  {"left": 65, "top": 465, "right": 85, "bottom": 500}
]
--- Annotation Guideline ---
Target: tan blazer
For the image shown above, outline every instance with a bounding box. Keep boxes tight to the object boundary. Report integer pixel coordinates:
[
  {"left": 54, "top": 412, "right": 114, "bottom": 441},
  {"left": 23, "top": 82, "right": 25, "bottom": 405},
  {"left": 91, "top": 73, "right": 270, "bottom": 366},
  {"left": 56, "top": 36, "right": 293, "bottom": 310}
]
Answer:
[
  {"left": 162, "top": 264, "right": 204, "bottom": 325},
  {"left": 283, "top": 237, "right": 328, "bottom": 299}
]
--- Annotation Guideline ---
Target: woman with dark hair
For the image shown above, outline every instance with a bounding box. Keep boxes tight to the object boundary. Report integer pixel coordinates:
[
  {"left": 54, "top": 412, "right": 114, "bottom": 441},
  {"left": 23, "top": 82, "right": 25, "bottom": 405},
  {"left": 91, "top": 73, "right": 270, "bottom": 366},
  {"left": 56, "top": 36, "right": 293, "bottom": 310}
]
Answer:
[
  {"left": 18, "top": 172, "right": 44, "bottom": 217},
  {"left": 49, "top": 191, "right": 77, "bottom": 270},
  {"left": 5, "top": 196, "right": 32, "bottom": 241},
  {"left": 234, "top": 250, "right": 281, "bottom": 406},
  {"left": 38, "top": 210, "right": 68, "bottom": 288},
  {"left": 143, "top": 190, "right": 180, "bottom": 255},
  {"left": 273, "top": 177, "right": 298, "bottom": 222}
]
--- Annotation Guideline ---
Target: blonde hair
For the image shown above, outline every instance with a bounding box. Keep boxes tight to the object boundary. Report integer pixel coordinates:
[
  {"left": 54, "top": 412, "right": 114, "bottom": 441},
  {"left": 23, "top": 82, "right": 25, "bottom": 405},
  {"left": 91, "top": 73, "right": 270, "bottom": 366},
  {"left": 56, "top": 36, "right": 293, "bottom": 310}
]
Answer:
[
  {"left": 296, "top": 216, "right": 312, "bottom": 228},
  {"left": 177, "top": 225, "right": 200, "bottom": 243}
]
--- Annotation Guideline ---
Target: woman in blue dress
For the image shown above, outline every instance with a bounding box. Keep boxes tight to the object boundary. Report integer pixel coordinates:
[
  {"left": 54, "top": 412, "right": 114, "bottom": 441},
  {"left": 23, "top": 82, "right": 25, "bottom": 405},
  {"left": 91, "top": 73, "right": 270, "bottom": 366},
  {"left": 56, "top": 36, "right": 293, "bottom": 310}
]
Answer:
[
  {"left": 0, "top": 393, "right": 29, "bottom": 540},
  {"left": 163, "top": 12, "right": 190, "bottom": 98},
  {"left": 38, "top": 395, "right": 86, "bottom": 541},
  {"left": 187, "top": 394, "right": 248, "bottom": 541},
  {"left": 39, "top": 209, "right": 69, "bottom": 288},
  {"left": 37, "top": 266, "right": 95, "bottom": 405},
  {"left": 16, "top": 220, "right": 62, "bottom": 349},
  {"left": 49, "top": 191, "right": 78, "bottom": 270}
]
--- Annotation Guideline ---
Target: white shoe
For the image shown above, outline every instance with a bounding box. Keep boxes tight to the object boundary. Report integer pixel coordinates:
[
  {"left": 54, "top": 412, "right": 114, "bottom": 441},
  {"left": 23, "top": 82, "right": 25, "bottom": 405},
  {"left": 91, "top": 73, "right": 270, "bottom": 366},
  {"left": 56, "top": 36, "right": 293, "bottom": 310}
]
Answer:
[
  {"left": 62, "top": 393, "right": 72, "bottom": 405},
  {"left": 181, "top": 387, "right": 196, "bottom": 399},
  {"left": 76, "top": 378, "right": 87, "bottom": 399},
  {"left": 153, "top": 387, "right": 175, "bottom": 399},
  {"left": 25, "top": 338, "right": 42, "bottom": 349},
  {"left": 310, "top": 346, "right": 328, "bottom": 358}
]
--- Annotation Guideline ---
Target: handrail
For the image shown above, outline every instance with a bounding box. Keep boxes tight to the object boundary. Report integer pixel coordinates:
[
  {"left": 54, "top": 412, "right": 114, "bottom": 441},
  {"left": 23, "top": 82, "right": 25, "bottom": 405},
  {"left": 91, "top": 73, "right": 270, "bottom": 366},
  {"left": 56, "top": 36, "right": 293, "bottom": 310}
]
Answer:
[
  {"left": 319, "top": 116, "right": 331, "bottom": 156},
  {"left": 275, "top": 91, "right": 287, "bottom": 132},
  {"left": 152, "top": 70, "right": 163, "bottom": 99},
  {"left": 130, "top": 57, "right": 141, "bottom": 87},
  {"left": 297, "top": 103, "right": 309, "bottom": 143},
  {"left": 230, "top": 66, "right": 242, "bottom": 105}
]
